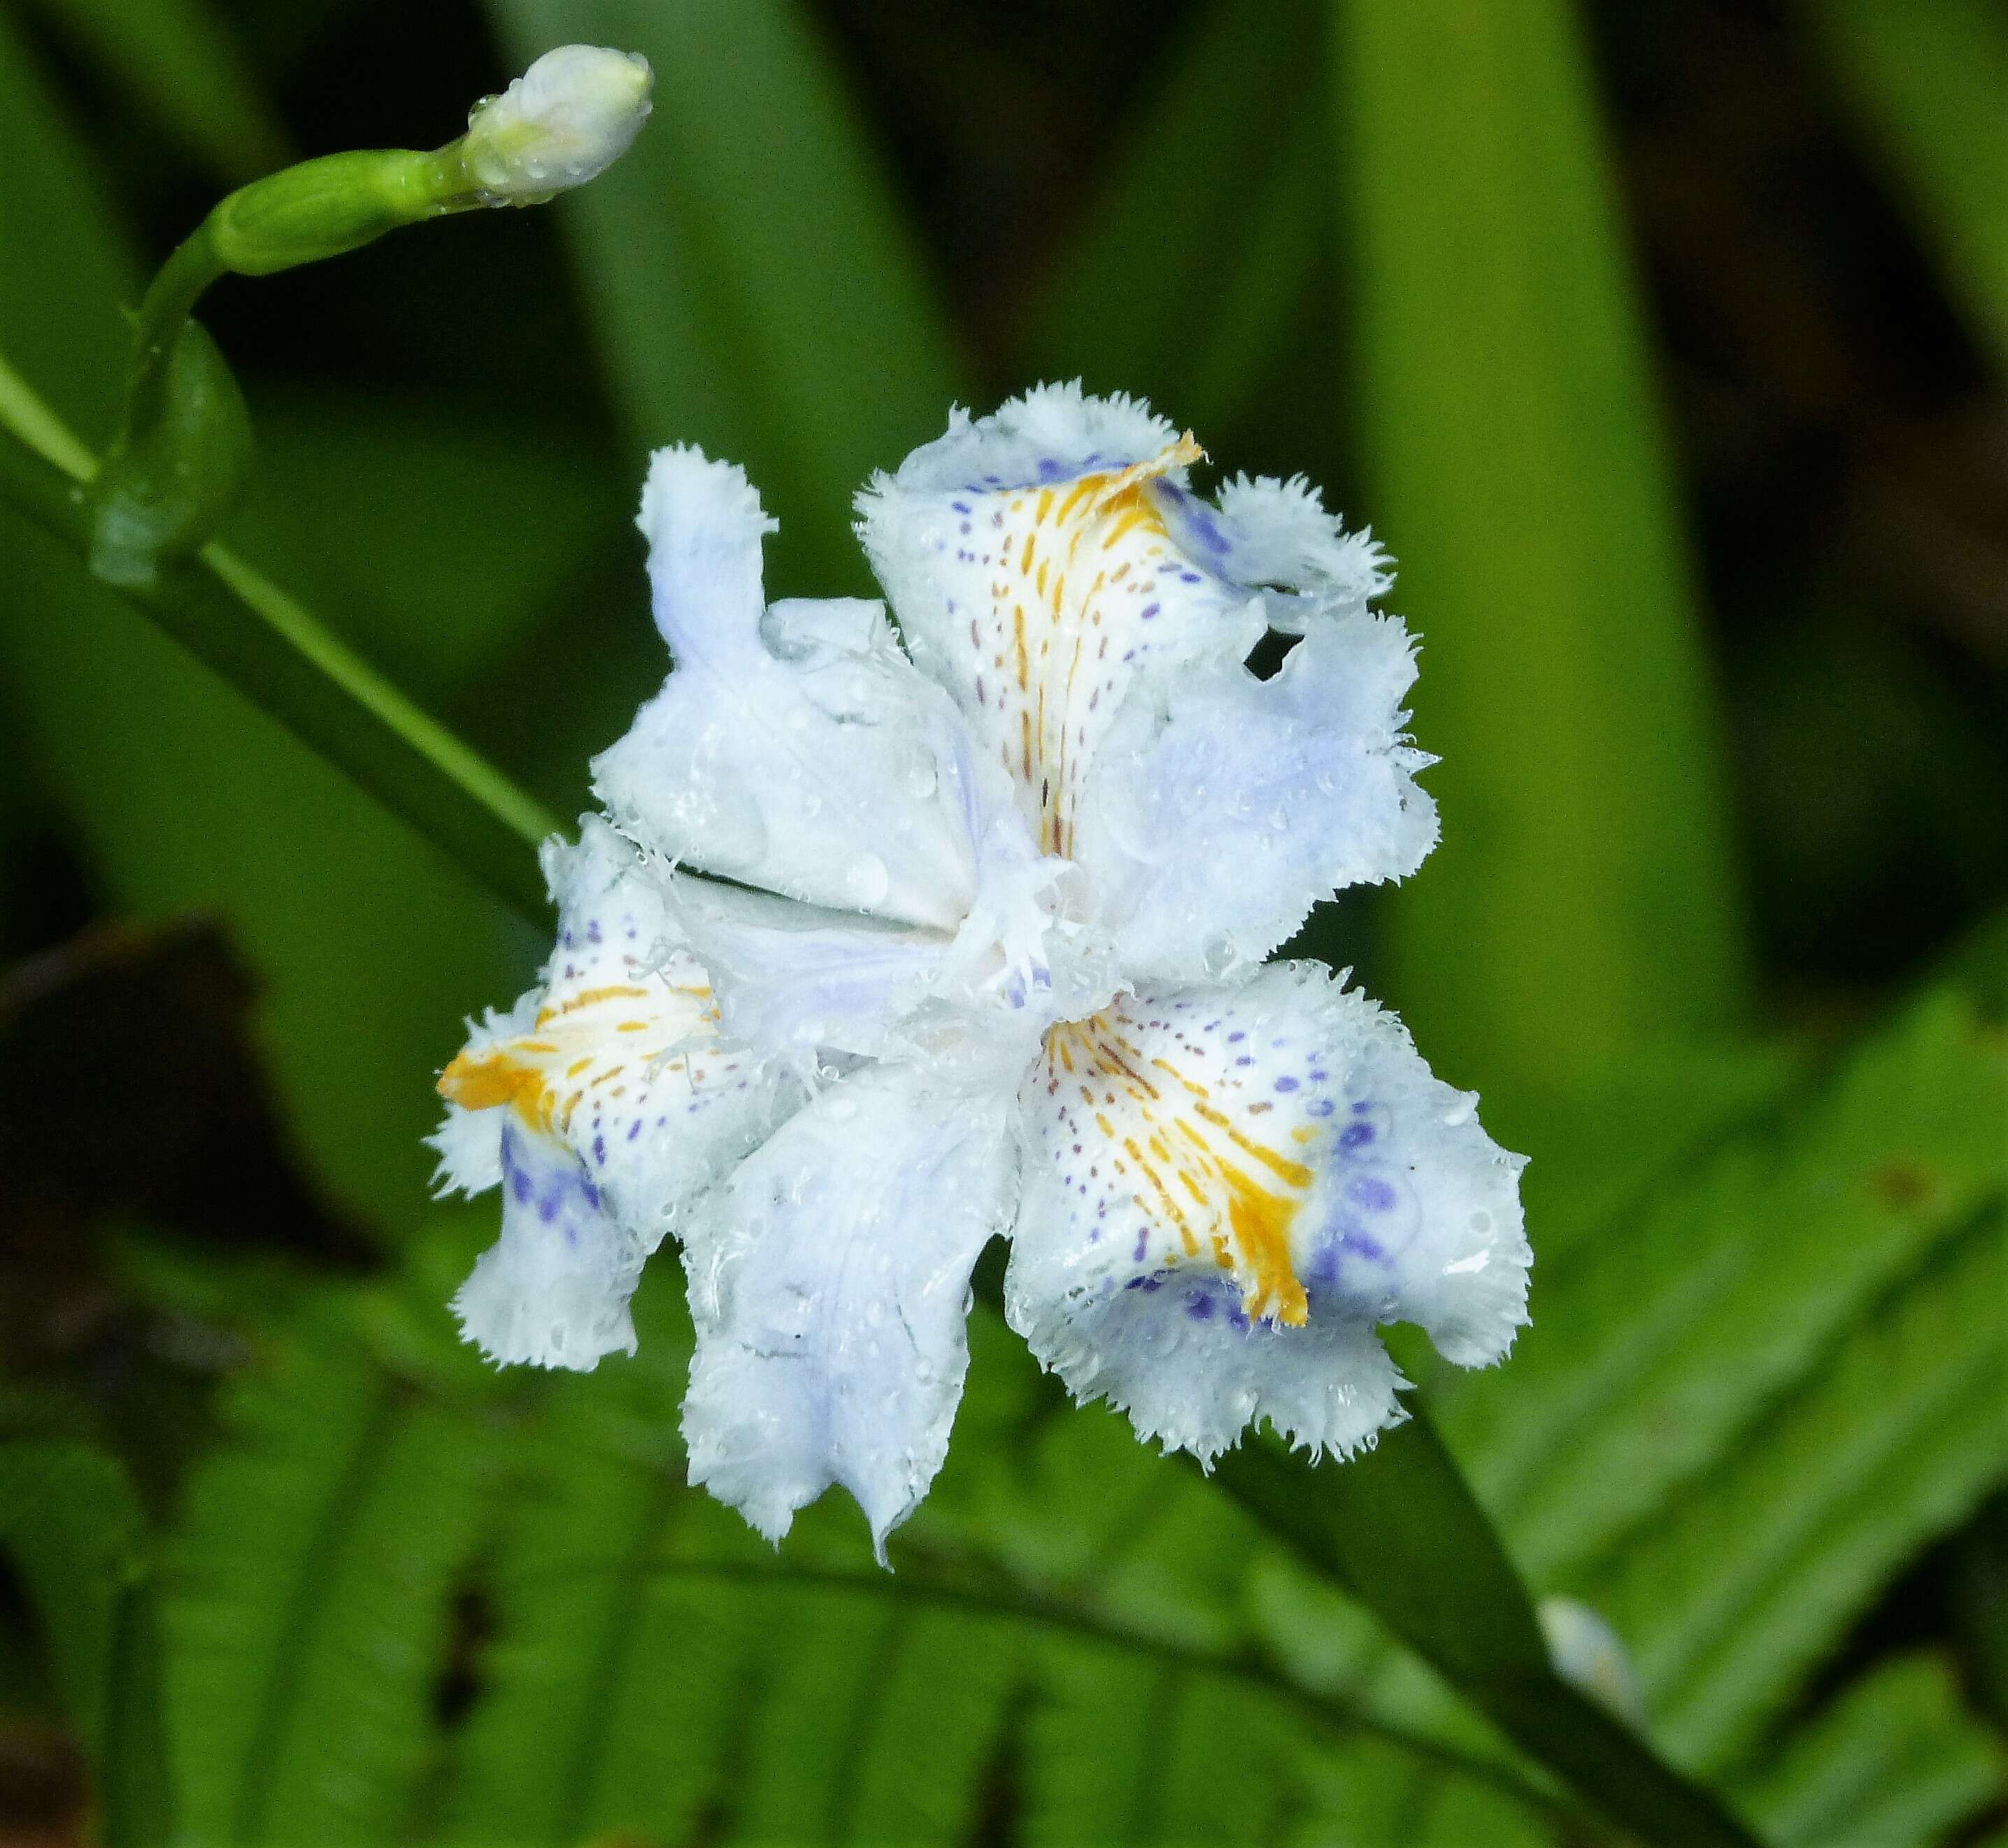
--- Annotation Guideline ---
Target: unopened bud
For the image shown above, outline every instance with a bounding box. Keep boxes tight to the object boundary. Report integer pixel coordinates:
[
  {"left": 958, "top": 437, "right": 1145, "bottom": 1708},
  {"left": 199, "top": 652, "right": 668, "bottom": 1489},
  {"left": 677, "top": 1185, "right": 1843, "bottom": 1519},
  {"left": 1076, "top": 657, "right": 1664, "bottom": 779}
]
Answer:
[
  {"left": 1539, "top": 1598, "right": 1646, "bottom": 1728},
  {"left": 460, "top": 46, "right": 654, "bottom": 204}
]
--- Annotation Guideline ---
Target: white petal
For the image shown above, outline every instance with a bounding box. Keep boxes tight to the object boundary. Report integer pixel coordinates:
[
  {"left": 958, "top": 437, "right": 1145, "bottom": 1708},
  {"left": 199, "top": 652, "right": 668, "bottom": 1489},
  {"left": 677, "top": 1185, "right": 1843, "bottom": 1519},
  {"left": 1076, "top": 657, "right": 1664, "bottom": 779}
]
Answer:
[
  {"left": 664, "top": 874, "right": 950, "bottom": 1065},
  {"left": 1185, "top": 473, "right": 1392, "bottom": 632},
  {"left": 461, "top": 45, "right": 653, "bottom": 199},
  {"left": 594, "top": 446, "right": 995, "bottom": 931},
  {"left": 857, "top": 386, "right": 1262, "bottom": 860},
  {"left": 436, "top": 820, "right": 803, "bottom": 1368},
  {"left": 1004, "top": 966, "right": 1528, "bottom": 1460},
  {"left": 656, "top": 768, "right": 1111, "bottom": 1079},
  {"left": 1074, "top": 612, "right": 1438, "bottom": 983},
  {"left": 427, "top": 1100, "right": 505, "bottom": 1197},
  {"left": 453, "top": 1118, "right": 642, "bottom": 1369},
  {"left": 679, "top": 1062, "right": 1020, "bottom": 1557}
]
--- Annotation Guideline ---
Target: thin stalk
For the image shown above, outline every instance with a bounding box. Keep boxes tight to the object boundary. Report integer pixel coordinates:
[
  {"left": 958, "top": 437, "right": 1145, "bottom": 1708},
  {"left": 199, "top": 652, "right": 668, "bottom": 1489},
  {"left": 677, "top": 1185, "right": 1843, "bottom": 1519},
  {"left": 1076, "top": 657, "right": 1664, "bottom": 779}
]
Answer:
[{"left": 120, "top": 227, "right": 229, "bottom": 448}]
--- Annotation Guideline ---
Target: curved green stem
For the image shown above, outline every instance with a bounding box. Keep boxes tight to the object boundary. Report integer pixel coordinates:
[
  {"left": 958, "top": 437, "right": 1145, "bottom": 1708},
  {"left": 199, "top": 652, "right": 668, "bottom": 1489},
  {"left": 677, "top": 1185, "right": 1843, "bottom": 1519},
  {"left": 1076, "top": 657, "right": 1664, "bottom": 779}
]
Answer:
[{"left": 120, "top": 225, "right": 229, "bottom": 446}]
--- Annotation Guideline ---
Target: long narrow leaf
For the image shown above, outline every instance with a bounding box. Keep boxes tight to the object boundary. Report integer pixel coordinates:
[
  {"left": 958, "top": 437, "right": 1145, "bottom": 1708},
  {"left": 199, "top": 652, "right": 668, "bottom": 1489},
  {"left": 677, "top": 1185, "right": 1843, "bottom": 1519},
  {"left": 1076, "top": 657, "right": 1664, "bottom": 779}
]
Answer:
[
  {"left": 1733, "top": 1654, "right": 2006, "bottom": 1848},
  {"left": 1022, "top": 0, "right": 1327, "bottom": 437},
  {"left": 19, "top": 0, "right": 290, "bottom": 184},
  {"left": 1213, "top": 1415, "right": 1763, "bottom": 1847},
  {"left": 1329, "top": 0, "right": 1747, "bottom": 1088},
  {"left": 1798, "top": 0, "right": 2008, "bottom": 371}
]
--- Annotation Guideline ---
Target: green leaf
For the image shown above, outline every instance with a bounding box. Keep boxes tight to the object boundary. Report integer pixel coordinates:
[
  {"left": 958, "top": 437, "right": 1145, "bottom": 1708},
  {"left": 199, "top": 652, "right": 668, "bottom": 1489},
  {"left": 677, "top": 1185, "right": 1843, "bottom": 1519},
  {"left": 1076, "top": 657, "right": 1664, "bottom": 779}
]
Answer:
[
  {"left": 0, "top": 20, "right": 543, "bottom": 1222},
  {"left": 225, "top": 388, "right": 625, "bottom": 704},
  {"left": 443, "top": 1367, "right": 758, "bottom": 1845},
  {"left": 1589, "top": 1203, "right": 2007, "bottom": 1770},
  {"left": 0, "top": 1444, "right": 174, "bottom": 1848},
  {"left": 1329, "top": 0, "right": 1748, "bottom": 1088},
  {"left": 1733, "top": 1654, "right": 2007, "bottom": 1848},
  {"left": 165, "top": 1316, "right": 497, "bottom": 1844},
  {"left": 1022, "top": 1643, "right": 1309, "bottom": 1848},
  {"left": 17, "top": 0, "right": 290, "bottom": 185},
  {"left": 2, "top": 415, "right": 555, "bottom": 923},
  {"left": 0, "top": 5, "right": 133, "bottom": 439},
  {"left": 1023, "top": 0, "right": 1327, "bottom": 439},
  {"left": 1213, "top": 1415, "right": 1763, "bottom": 1848},
  {"left": 446, "top": 1284, "right": 1553, "bottom": 1845},
  {"left": 1798, "top": 0, "right": 2008, "bottom": 372},
  {"left": 485, "top": 0, "right": 964, "bottom": 594},
  {"left": 1445, "top": 987, "right": 2008, "bottom": 1583}
]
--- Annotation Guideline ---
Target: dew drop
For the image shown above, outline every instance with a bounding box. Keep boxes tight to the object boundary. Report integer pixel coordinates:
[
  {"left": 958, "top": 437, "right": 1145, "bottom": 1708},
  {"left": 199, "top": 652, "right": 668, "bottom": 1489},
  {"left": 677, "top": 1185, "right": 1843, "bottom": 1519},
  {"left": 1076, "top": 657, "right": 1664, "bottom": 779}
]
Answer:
[{"left": 844, "top": 851, "right": 890, "bottom": 908}]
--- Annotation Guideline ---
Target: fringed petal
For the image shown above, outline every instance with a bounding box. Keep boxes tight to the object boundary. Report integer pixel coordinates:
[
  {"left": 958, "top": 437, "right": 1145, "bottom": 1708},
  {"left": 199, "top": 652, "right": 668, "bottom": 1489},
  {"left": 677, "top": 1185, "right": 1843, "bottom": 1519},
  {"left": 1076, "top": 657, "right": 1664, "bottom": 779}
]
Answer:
[
  {"left": 1004, "top": 965, "right": 1528, "bottom": 1460},
  {"left": 1073, "top": 611, "right": 1438, "bottom": 982},
  {"left": 595, "top": 446, "right": 999, "bottom": 932},
  {"left": 679, "top": 1061, "right": 1020, "bottom": 1557}
]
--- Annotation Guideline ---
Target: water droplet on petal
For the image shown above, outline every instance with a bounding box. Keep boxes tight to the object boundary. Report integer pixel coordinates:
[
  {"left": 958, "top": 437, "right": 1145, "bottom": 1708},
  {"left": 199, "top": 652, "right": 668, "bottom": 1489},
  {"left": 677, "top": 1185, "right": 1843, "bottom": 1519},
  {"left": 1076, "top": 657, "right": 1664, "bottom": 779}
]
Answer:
[{"left": 843, "top": 851, "right": 890, "bottom": 909}]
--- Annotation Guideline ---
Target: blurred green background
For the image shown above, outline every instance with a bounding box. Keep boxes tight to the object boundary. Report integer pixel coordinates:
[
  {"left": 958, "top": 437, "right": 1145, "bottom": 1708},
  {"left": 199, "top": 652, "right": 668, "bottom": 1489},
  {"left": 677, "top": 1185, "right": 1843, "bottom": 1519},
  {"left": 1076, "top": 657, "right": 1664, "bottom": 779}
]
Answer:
[{"left": 1, "top": 1, "right": 2003, "bottom": 1844}]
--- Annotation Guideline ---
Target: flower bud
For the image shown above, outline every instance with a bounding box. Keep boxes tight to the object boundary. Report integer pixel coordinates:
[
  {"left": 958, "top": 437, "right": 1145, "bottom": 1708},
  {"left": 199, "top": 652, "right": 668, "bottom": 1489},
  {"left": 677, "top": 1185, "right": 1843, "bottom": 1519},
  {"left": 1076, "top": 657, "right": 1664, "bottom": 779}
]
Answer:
[
  {"left": 206, "top": 148, "right": 450, "bottom": 276},
  {"left": 1539, "top": 1598, "right": 1646, "bottom": 1728},
  {"left": 460, "top": 45, "right": 654, "bottom": 204}
]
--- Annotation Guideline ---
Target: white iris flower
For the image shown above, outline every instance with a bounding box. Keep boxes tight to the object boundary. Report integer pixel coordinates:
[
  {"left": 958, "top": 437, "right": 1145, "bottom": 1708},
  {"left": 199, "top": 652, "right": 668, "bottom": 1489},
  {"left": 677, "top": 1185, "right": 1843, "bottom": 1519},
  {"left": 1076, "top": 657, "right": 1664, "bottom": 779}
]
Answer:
[{"left": 432, "top": 385, "right": 1530, "bottom": 1558}]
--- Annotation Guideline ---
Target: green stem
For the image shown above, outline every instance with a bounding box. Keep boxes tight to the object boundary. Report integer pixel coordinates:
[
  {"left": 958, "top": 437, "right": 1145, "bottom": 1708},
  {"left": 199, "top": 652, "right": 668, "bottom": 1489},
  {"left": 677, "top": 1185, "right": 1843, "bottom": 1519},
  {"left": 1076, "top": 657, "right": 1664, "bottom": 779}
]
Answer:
[
  {"left": 0, "top": 353, "right": 556, "bottom": 923},
  {"left": 120, "top": 225, "right": 228, "bottom": 448}
]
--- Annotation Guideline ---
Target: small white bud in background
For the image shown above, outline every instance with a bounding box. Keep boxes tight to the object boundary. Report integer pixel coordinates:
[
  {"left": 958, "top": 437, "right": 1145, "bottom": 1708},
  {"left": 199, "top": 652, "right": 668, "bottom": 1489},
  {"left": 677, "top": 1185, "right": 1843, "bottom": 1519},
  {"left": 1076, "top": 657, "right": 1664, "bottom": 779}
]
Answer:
[
  {"left": 462, "top": 45, "right": 654, "bottom": 202},
  {"left": 1539, "top": 1598, "right": 1647, "bottom": 1728}
]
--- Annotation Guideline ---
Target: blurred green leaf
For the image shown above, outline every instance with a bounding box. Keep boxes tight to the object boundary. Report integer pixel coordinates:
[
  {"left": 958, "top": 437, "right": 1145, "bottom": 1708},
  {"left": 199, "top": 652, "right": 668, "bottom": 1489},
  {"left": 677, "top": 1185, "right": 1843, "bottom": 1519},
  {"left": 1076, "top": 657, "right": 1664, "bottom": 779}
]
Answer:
[
  {"left": 443, "top": 1302, "right": 760, "bottom": 1847},
  {"left": 1734, "top": 1653, "right": 2006, "bottom": 1848},
  {"left": 166, "top": 1315, "right": 497, "bottom": 1844},
  {"left": 3, "top": 420, "right": 555, "bottom": 923},
  {"left": 1593, "top": 1203, "right": 2006, "bottom": 1769},
  {"left": 0, "top": 18, "right": 541, "bottom": 1221},
  {"left": 1217, "top": 1414, "right": 1763, "bottom": 1848},
  {"left": 0, "top": 1444, "right": 173, "bottom": 1848},
  {"left": 1444, "top": 987, "right": 2008, "bottom": 1583},
  {"left": 0, "top": 4, "right": 131, "bottom": 439},
  {"left": 446, "top": 1284, "right": 1548, "bottom": 1845},
  {"left": 1330, "top": 0, "right": 1748, "bottom": 1089},
  {"left": 17, "top": 0, "right": 290, "bottom": 184},
  {"left": 1800, "top": 0, "right": 2008, "bottom": 373},
  {"left": 1024, "top": 0, "right": 1327, "bottom": 439},
  {"left": 227, "top": 388, "right": 625, "bottom": 702},
  {"left": 1023, "top": 1645, "right": 1309, "bottom": 1848},
  {"left": 485, "top": 0, "right": 964, "bottom": 595}
]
